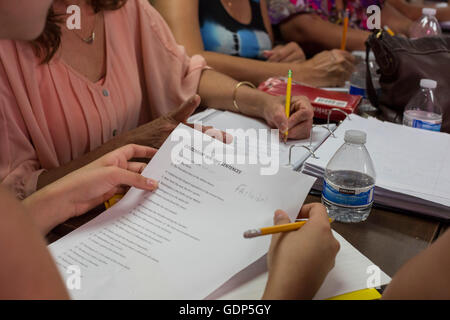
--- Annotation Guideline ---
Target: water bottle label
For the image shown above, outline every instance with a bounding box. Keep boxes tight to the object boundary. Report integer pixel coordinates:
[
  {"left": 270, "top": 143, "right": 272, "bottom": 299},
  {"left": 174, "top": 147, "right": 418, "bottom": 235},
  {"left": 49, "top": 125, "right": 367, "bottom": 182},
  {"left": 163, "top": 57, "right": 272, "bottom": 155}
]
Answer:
[
  {"left": 412, "top": 119, "right": 441, "bottom": 132},
  {"left": 322, "top": 179, "right": 374, "bottom": 208},
  {"left": 349, "top": 86, "right": 366, "bottom": 98}
]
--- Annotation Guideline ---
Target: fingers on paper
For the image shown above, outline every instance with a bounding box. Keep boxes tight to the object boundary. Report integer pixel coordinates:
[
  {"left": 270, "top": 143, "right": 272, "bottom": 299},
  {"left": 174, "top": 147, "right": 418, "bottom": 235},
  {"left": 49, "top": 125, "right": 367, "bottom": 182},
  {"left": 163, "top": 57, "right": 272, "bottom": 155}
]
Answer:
[
  {"left": 116, "top": 144, "right": 158, "bottom": 161},
  {"left": 104, "top": 166, "right": 158, "bottom": 192}
]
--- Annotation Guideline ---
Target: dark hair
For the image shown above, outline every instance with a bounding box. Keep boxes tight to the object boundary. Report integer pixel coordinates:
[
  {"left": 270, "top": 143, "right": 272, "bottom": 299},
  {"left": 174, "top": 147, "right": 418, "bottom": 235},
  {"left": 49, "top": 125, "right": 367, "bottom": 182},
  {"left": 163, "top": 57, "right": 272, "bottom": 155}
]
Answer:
[{"left": 31, "top": 0, "right": 127, "bottom": 64}]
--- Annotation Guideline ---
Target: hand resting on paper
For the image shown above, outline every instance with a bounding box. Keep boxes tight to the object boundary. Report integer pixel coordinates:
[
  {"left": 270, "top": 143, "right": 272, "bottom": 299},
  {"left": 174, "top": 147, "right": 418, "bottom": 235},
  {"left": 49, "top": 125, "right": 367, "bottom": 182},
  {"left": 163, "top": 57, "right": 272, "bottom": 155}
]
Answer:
[
  {"left": 129, "top": 94, "right": 233, "bottom": 148},
  {"left": 262, "top": 203, "right": 340, "bottom": 300},
  {"left": 23, "top": 144, "right": 160, "bottom": 236}
]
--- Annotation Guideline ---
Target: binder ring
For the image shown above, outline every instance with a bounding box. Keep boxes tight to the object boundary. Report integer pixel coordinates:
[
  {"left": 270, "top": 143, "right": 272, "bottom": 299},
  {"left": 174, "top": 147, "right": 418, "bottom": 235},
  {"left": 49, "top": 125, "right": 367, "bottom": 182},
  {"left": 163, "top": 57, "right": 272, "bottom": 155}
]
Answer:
[
  {"left": 301, "top": 145, "right": 319, "bottom": 159},
  {"left": 326, "top": 108, "right": 351, "bottom": 138},
  {"left": 288, "top": 144, "right": 319, "bottom": 167}
]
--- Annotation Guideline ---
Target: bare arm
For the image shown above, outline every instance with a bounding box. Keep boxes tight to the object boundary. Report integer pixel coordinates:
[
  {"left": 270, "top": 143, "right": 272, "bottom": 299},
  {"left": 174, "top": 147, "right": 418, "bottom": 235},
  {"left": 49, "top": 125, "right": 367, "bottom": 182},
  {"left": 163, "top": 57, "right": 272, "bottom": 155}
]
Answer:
[
  {"left": 0, "top": 187, "right": 69, "bottom": 299},
  {"left": 191, "top": 51, "right": 300, "bottom": 86},
  {"left": 387, "top": 0, "right": 450, "bottom": 22},
  {"left": 279, "top": 14, "right": 370, "bottom": 52},
  {"left": 198, "top": 68, "right": 314, "bottom": 139},
  {"left": 198, "top": 69, "right": 272, "bottom": 118},
  {"left": 382, "top": 229, "right": 450, "bottom": 299},
  {"left": 380, "top": 2, "right": 413, "bottom": 35}
]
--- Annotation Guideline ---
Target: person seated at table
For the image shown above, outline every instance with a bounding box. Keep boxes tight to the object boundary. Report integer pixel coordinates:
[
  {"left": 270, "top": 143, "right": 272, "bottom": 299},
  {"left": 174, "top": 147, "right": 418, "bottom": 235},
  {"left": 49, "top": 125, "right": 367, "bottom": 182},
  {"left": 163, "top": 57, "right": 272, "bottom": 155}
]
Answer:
[
  {"left": 0, "top": 7, "right": 337, "bottom": 298},
  {"left": 266, "top": 0, "right": 413, "bottom": 54},
  {"left": 0, "top": 0, "right": 157, "bottom": 298},
  {"left": 0, "top": 0, "right": 314, "bottom": 200},
  {"left": 154, "top": 0, "right": 356, "bottom": 88},
  {"left": 1, "top": 0, "right": 448, "bottom": 301}
]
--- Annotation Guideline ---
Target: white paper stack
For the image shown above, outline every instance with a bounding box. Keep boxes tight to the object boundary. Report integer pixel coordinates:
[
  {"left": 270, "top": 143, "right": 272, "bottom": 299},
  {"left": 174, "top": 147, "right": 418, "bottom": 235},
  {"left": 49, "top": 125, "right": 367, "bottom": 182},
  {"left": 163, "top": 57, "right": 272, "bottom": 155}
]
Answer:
[{"left": 303, "top": 115, "right": 450, "bottom": 220}]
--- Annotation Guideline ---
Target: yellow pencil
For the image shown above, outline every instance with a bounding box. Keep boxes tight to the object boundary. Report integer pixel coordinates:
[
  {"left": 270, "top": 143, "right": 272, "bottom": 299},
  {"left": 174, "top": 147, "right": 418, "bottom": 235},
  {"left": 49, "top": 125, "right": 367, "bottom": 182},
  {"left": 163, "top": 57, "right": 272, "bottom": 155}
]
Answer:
[
  {"left": 383, "top": 25, "right": 395, "bottom": 36},
  {"left": 243, "top": 218, "right": 334, "bottom": 238},
  {"left": 284, "top": 69, "right": 292, "bottom": 142},
  {"left": 340, "top": 11, "right": 349, "bottom": 50},
  {"left": 104, "top": 194, "right": 124, "bottom": 209}
]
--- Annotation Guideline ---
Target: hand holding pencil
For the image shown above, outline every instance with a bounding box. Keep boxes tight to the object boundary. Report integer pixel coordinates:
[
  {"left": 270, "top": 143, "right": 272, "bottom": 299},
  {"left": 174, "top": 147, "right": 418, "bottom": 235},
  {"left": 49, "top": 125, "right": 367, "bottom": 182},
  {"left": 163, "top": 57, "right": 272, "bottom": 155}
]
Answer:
[
  {"left": 244, "top": 217, "right": 333, "bottom": 238},
  {"left": 265, "top": 69, "right": 313, "bottom": 143},
  {"left": 284, "top": 70, "right": 293, "bottom": 143},
  {"left": 261, "top": 203, "right": 341, "bottom": 299},
  {"left": 262, "top": 94, "right": 314, "bottom": 141}
]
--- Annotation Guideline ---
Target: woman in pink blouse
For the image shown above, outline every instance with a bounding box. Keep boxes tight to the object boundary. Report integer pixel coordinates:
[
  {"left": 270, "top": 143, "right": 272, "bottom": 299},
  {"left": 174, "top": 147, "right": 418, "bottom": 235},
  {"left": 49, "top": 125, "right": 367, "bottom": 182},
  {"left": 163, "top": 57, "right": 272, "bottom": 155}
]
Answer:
[{"left": 0, "top": 0, "right": 314, "bottom": 199}]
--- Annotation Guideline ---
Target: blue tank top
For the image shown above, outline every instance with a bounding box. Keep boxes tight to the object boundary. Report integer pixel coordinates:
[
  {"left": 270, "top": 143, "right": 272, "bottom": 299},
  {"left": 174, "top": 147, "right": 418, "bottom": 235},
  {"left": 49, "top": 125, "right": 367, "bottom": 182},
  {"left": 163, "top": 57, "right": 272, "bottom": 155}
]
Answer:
[{"left": 199, "top": 0, "right": 272, "bottom": 60}]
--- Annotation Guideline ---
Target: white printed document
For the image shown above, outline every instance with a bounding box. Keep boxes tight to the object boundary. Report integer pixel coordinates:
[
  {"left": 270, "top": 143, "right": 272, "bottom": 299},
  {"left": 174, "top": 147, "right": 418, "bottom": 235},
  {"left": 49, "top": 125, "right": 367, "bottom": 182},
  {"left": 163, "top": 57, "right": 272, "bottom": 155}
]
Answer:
[
  {"left": 49, "top": 124, "right": 316, "bottom": 299},
  {"left": 190, "top": 110, "right": 335, "bottom": 170}
]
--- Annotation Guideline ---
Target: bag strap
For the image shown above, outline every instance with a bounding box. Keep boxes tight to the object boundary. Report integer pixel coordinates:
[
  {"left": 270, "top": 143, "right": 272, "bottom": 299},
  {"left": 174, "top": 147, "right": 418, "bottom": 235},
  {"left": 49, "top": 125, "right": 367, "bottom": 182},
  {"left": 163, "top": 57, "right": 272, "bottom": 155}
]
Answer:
[{"left": 365, "top": 32, "right": 379, "bottom": 110}]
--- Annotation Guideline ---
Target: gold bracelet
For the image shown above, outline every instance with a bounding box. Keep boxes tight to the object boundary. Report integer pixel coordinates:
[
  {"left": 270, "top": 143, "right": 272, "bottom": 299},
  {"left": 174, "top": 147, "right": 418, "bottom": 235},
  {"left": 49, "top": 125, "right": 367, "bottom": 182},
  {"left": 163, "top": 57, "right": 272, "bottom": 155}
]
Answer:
[{"left": 233, "top": 81, "right": 256, "bottom": 112}]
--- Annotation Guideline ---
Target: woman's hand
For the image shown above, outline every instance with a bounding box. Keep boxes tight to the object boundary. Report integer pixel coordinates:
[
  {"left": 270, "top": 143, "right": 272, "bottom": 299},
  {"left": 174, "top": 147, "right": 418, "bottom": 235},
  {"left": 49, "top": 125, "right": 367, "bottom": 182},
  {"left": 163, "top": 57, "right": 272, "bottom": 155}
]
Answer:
[
  {"left": 262, "top": 95, "right": 314, "bottom": 141},
  {"left": 262, "top": 203, "right": 340, "bottom": 300},
  {"left": 23, "top": 144, "right": 159, "bottom": 235},
  {"left": 129, "top": 95, "right": 232, "bottom": 149},
  {"left": 299, "top": 49, "right": 356, "bottom": 87},
  {"left": 263, "top": 42, "right": 306, "bottom": 63}
]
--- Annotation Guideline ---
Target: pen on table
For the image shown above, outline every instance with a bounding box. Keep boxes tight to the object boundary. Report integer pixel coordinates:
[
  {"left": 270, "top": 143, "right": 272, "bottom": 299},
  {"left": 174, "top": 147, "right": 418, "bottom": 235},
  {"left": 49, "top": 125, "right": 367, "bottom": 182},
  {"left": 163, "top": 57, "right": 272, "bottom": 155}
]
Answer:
[
  {"left": 243, "top": 218, "right": 334, "bottom": 238},
  {"left": 340, "top": 10, "right": 349, "bottom": 51},
  {"left": 284, "top": 69, "right": 292, "bottom": 143},
  {"left": 383, "top": 25, "right": 395, "bottom": 36}
]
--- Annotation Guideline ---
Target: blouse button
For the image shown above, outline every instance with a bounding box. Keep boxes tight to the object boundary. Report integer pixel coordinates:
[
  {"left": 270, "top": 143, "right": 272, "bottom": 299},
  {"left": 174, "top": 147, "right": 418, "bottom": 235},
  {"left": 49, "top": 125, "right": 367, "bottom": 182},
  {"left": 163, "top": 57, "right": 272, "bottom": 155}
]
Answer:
[{"left": 102, "top": 89, "right": 109, "bottom": 97}]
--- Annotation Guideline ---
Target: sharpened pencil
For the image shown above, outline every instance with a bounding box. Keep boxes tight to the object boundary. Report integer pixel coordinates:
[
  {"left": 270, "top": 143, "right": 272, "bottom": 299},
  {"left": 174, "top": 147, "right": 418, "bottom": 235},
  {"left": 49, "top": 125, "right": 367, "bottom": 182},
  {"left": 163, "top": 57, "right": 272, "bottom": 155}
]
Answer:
[
  {"left": 340, "top": 11, "right": 349, "bottom": 50},
  {"left": 243, "top": 218, "right": 334, "bottom": 238},
  {"left": 284, "top": 70, "right": 292, "bottom": 142}
]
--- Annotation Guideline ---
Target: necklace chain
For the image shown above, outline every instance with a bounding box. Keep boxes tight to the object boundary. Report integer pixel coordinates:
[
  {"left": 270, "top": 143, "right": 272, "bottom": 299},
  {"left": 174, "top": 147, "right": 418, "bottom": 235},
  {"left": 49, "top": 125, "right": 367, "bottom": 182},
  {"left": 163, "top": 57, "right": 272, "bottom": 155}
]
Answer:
[{"left": 71, "top": 10, "right": 99, "bottom": 44}]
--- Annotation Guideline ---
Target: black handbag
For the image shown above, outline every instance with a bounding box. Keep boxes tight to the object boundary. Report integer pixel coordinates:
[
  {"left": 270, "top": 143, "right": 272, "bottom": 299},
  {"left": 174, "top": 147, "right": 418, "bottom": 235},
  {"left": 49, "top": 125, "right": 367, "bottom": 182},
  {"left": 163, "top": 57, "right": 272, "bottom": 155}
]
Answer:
[{"left": 365, "top": 31, "right": 450, "bottom": 132}]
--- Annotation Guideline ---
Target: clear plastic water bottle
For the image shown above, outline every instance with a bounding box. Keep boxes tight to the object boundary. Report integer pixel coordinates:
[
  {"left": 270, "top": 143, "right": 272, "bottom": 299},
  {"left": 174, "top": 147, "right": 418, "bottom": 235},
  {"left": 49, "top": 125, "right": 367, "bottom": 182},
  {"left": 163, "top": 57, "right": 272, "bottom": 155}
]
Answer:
[
  {"left": 403, "top": 79, "right": 442, "bottom": 131},
  {"left": 409, "top": 8, "right": 442, "bottom": 39},
  {"left": 349, "top": 51, "right": 379, "bottom": 113},
  {"left": 321, "top": 130, "right": 376, "bottom": 223}
]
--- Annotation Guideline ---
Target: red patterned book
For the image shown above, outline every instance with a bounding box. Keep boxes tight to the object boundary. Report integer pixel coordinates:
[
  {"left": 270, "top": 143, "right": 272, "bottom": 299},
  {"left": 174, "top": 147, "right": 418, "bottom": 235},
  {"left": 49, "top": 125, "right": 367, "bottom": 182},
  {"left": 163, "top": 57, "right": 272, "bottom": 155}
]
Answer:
[{"left": 258, "top": 77, "right": 362, "bottom": 121}]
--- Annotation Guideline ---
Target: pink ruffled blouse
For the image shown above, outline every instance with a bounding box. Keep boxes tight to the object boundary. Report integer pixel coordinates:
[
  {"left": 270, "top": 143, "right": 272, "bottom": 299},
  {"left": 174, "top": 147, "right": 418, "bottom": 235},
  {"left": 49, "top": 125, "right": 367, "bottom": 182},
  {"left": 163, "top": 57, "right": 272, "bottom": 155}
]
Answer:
[{"left": 0, "top": 0, "right": 207, "bottom": 199}]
